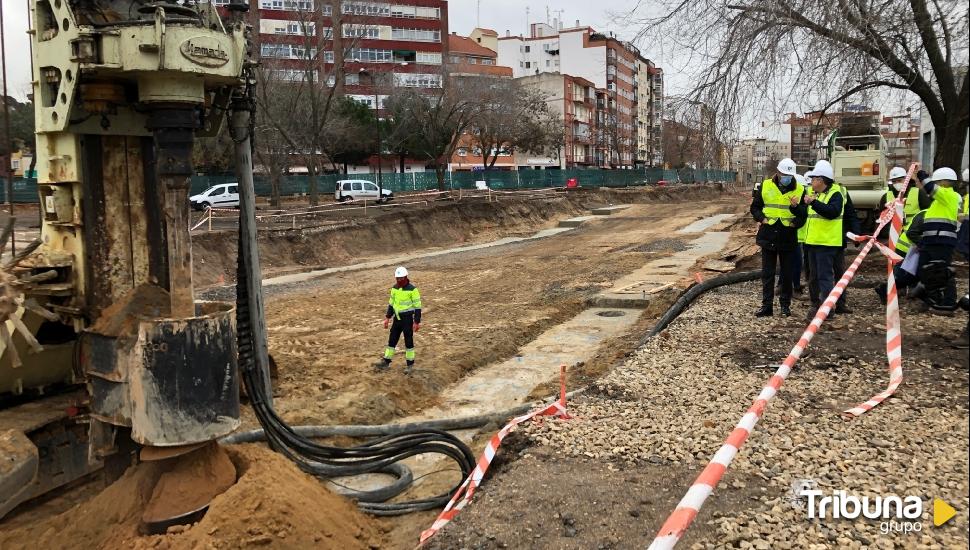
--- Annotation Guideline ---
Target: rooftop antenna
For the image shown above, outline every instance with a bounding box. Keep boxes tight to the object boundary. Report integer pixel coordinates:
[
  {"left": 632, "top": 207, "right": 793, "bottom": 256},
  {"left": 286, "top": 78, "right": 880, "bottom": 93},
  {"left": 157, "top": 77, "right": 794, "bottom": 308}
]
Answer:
[
  {"left": 477, "top": 0, "right": 481, "bottom": 28},
  {"left": 525, "top": 6, "right": 530, "bottom": 35}
]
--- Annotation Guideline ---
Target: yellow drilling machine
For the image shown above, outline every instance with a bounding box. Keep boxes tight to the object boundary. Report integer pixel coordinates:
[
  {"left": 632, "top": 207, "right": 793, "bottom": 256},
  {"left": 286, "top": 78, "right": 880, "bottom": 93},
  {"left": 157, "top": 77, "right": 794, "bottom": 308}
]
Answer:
[{"left": 0, "top": 0, "right": 269, "bottom": 531}]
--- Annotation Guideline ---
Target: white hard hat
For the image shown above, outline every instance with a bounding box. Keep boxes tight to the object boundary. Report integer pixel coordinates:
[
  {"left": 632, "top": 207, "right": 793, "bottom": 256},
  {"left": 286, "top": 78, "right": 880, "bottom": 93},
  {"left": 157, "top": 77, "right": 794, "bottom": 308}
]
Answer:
[
  {"left": 806, "top": 160, "right": 834, "bottom": 181},
  {"left": 394, "top": 266, "right": 409, "bottom": 278},
  {"left": 794, "top": 174, "right": 807, "bottom": 185},
  {"left": 776, "top": 158, "right": 798, "bottom": 176},
  {"left": 927, "top": 167, "right": 958, "bottom": 183},
  {"left": 888, "top": 166, "right": 907, "bottom": 180}
]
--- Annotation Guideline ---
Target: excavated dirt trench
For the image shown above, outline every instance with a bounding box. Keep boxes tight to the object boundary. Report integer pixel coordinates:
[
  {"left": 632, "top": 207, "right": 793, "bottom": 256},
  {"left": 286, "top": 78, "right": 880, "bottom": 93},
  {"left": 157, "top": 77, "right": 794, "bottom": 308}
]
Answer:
[{"left": 1, "top": 185, "right": 751, "bottom": 549}]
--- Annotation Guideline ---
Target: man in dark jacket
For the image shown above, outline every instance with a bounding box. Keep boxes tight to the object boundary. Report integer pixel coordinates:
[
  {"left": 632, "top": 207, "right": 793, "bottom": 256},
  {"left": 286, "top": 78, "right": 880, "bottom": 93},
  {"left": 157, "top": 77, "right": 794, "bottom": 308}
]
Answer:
[
  {"left": 802, "top": 160, "right": 846, "bottom": 320},
  {"left": 750, "top": 158, "right": 808, "bottom": 317},
  {"left": 833, "top": 190, "right": 861, "bottom": 314}
]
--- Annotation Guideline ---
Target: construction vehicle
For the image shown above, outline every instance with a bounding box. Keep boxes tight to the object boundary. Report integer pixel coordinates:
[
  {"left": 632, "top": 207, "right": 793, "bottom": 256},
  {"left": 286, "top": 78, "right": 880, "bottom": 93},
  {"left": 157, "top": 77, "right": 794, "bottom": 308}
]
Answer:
[
  {"left": 1, "top": 1, "right": 472, "bottom": 532},
  {"left": 0, "top": 0, "right": 262, "bottom": 530},
  {"left": 825, "top": 120, "right": 890, "bottom": 227}
]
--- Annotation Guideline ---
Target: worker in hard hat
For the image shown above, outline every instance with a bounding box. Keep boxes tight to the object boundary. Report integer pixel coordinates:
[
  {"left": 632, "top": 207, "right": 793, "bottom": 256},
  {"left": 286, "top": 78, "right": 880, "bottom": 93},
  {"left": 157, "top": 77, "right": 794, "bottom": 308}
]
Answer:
[
  {"left": 957, "top": 168, "right": 969, "bottom": 261},
  {"left": 376, "top": 266, "right": 422, "bottom": 374},
  {"left": 802, "top": 160, "right": 845, "bottom": 320},
  {"left": 880, "top": 166, "right": 931, "bottom": 217},
  {"left": 911, "top": 167, "right": 961, "bottom": 311},
  {"left": 750, "top": 158, "right": 807, "bottom": 317}
]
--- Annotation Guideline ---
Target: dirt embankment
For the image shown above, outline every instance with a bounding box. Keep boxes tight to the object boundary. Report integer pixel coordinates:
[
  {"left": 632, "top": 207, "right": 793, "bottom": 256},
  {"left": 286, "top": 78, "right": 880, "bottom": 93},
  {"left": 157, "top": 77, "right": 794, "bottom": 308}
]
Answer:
[
  {"left": 191, "top": 185, "right": 723, "bottom": 287},
  {"left": 0, "top": 445, "right": 384, "bottom": 550}
]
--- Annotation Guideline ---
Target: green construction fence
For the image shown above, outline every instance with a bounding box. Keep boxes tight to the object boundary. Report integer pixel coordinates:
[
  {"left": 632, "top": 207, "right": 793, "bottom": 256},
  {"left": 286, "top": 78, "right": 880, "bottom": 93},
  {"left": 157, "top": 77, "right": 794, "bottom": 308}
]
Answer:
[{"left": 2, "top": 168, "right": 736, "bottom": 203}]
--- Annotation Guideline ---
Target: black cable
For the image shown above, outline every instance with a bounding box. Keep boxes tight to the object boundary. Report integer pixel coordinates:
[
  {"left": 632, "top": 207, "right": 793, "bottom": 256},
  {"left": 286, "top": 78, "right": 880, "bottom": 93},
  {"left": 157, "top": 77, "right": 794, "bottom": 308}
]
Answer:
[{"left": 232, "top": 134, "right": 475, "bottom": 514}]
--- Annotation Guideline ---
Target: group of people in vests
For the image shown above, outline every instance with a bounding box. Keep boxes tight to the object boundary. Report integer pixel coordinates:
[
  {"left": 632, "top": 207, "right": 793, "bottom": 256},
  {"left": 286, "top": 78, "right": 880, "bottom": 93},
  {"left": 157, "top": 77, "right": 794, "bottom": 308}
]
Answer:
[{"left": 752, "top": 158, "right": 967, "bottom": 325}]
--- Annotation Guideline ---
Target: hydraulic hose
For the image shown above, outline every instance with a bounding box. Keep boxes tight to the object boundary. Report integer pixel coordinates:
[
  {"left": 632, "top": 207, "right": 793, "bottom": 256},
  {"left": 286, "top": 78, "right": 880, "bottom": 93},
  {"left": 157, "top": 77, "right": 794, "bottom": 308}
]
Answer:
[{"left": 637, "top": 270, "right": 762, "bottom": 347}]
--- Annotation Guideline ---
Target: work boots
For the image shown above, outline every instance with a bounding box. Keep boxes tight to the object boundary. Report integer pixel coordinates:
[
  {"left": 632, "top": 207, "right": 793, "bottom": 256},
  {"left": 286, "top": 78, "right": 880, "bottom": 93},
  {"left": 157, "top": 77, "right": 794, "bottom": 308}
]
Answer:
[
  {"left": 780, "top": 305, "right": 792, "bottom": 317},
  {"left": 404, "top": 363, "right": 415, "bottom": 376},
  {"left": 755, "top": 305, "right": 773, "bottom": 317}
]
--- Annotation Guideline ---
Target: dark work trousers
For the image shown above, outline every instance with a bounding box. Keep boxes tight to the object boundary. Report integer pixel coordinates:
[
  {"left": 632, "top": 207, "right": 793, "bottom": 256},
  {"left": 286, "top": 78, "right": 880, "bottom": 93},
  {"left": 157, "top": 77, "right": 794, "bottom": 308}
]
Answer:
[
  {"left": 807, "top": 245, "right": 839, "bottom": 310},
  {"left": 761, "top": 247, "right": 794, "bottom": 308},
  {"left": 802, "top": 245, "right": 811, "bottom": 289},
  {"left": 791, "top": 243, "right": 804, "bottom": 291},
  {"left": 386, "top": 313, "right": 416, "bottom": 365},
  {"left": 834, "top": 248, "right": 848, "bottom": 308},
  {"left": 918, "top": 244, "right": 956, "bottom": 309}
]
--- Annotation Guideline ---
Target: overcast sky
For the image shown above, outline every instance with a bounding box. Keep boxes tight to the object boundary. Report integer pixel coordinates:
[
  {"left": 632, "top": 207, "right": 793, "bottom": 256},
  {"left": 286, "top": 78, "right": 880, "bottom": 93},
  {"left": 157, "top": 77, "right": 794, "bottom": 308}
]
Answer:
[{"left": 0, "top": 1, "right": 917, "bottom": 141}]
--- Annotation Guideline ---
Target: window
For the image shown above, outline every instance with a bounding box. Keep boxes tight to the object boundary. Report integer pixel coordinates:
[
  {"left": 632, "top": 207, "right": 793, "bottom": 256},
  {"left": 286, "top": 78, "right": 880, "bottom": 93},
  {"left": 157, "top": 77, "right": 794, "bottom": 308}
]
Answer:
[
  {"left": 342, "top": 1, "right": 390, "bottom": 16},
  {"left": 417, "top": 52, "right": 442, "bottom": 64},
  {"left": 345, "top": 48, "right": 392, "bottom": 62},
  {"left": 352, "top": 182, "right": 363, "bottom": 191},
  {"left": 524, "top": 62, "right": 531, "bottom": 68},
  {"left": 393, "top": 72, "right": 442, "bottom": 88},
  {"left": 414, "top": 6, "right": 439, "bottom": 18},
  {"left": 343, "top": 182, "right": 352, "bottom": 191},
  {"left": 259, "top": 0, "right": 316, "bottom": 11},
  {"left": 524, "top": 45, "right": 531, "bottom": 52},
  {"left": 364, "top": 183, "right": 378, "bottom": 191},
  {"left": 261, "top": 43, "right": 318, "bottom": 60},
  {"left": 345, "top": 73, "right": 360, "bottom": 85},
  {"left": 391, "top": 28, "right": 441, "bottom": 42},
  {"left": 468, "top": 57, "right": 477, "bottom": 64},
  {"left": 457, "top": 147, "right": 467, "bottom": 157},
  {"left": 480, "top": 58, "right": 494, "bottom": 65},
  {"left": 343, "top": 25, "right": 381, "bottom": 39}
]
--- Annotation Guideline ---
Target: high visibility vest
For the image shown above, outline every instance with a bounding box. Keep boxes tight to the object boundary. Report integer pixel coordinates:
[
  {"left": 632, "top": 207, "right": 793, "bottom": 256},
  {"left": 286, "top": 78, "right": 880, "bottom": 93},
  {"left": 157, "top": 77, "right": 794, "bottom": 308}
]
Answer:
[
  {"left": 896, "top": 209, "right": 925, "bottom": 255},
  {"left": 760, "top": 178, "right": 804, "bottom": 227},
  {"left": 962, "top": 193, "right": 968, "bottom": 217},
  {"left": 796, "top": 185, "right": 810, "bottom": 243},
  {"left": 883, "top": 188, "right": 894, "bottom": 204},
  {"left": 389, "top": 285, "right": 422, "bottom": 319},
  {"left": 805, "top": 184, "right": 844, "bottom": 247},
  {"left": 921, "top": 186, "right": 960, "bottom": 245},
  {"left": 903, "top": 186, "right": 921, "bottom": 218}
]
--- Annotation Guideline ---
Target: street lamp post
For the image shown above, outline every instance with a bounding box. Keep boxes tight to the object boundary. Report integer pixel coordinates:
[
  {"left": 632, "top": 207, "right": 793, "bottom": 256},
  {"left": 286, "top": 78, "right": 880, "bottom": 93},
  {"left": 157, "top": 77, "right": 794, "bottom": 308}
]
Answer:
[{"left": 359, "top": 62, "right": 407, "bottom": 202}]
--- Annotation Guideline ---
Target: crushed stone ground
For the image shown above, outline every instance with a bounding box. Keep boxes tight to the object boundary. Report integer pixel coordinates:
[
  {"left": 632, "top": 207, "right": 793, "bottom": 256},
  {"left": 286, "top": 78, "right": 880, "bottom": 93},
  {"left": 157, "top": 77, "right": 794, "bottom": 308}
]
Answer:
[{"left": 427, "top": 268, "right": 969, "bottom": 550}]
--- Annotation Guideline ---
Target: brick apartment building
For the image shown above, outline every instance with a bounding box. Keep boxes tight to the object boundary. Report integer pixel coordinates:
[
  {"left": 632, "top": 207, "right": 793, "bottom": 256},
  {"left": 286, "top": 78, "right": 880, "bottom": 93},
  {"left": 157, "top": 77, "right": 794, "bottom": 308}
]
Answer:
[{"left": 496, "top": 21, "right": 664, "bottom": 168}]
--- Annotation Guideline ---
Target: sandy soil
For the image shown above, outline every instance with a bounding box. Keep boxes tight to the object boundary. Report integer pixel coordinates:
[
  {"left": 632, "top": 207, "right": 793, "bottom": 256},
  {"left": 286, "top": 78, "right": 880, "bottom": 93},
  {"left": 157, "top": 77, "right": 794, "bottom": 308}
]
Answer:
[{"left": 258, "top": 194, "right": 743, "bottom": 429}]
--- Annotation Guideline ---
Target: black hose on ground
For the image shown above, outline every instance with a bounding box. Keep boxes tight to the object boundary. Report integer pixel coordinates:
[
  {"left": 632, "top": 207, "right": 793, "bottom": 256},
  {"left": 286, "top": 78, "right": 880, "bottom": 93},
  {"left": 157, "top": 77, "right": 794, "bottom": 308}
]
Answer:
[
  {"left": 637, "top": 270, "right": 762, "bottom": 347},
  {"left": 235, "top": 209, "right": 476, "bottom": 515}
]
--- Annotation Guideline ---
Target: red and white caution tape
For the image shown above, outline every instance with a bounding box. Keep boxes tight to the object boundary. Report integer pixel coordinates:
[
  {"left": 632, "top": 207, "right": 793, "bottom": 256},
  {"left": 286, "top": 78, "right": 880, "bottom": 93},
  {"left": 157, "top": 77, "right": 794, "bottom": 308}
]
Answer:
[
  {"left": 842, "top": 162, "right": 917, "bottom": 417},
  {"left": 648, "top": 237, "right": 877, "bottom": 550},
  {"left": 419, "top": 366, "right": 572, "bottom": 545},
  {"left": 649, "top": 163, "right": 920, "bottom": 548}
]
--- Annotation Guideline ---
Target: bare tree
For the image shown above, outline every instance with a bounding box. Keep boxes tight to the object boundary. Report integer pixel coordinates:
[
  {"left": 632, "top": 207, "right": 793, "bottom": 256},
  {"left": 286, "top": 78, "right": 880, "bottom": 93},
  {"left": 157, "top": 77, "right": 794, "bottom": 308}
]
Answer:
[
  {"left": 254, "top": 0, "right": 367, "bottom": 205},
  {"left": 468, "top": 78, "right": 563, "bottom": 170},
  {"left": 384, "top": 74, "right": 483, "bottom": 191},
  {"left": 628, "top": 1, "right": 969, "bottom": 168}
]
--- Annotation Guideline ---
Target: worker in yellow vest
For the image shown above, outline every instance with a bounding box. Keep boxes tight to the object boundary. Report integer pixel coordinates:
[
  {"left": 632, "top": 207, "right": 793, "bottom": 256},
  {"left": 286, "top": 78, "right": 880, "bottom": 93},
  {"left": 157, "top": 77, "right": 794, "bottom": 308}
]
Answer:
[
  {"left": 957, "top": 168, "right": 968, "bottom": 261},
  {"left": 802, "top": 160, "right": 845, "bottom": 320},
  {"left": 792, "top": 173, "right": 811, "bottom": 297},
  {"left": 750, "top": 158, "right": 807, "bottom": 317},
  {"left": 881, "top": 166, "right": 930, "bottom": 218},
  {"left": 913, "top": 167, "right": 961, "bottom": 311},
  {"left": 874, "top": 207, "right": 926, "bottom": 304},
  {"left": 376, "top": 266, "right": 422, "bottom": 374}
]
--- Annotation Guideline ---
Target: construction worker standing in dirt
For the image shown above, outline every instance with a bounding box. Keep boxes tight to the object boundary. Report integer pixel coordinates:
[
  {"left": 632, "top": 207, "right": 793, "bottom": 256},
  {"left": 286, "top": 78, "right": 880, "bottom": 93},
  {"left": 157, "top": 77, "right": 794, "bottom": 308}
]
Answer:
[
  {"left": 377, "top": 266, "right": 422, "bottom": 374},
  {"left": 750, "top": 158, "right": 807, "bottom": 317}
]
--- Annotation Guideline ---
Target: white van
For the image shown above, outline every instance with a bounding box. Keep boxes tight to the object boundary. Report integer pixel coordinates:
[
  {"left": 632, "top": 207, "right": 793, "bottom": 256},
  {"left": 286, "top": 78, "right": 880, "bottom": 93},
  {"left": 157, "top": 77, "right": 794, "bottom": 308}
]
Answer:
[
  {"left": 190, "top": 183, "right": 240, "bottom": 210},
  {"left": 335, "top": 180, "right": 393, "bottom": 202}
]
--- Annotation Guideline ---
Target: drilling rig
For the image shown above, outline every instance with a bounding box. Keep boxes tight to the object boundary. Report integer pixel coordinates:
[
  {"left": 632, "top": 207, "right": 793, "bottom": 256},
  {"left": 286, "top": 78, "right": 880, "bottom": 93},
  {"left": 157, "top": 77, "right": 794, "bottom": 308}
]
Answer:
[{"left": 0, "top": 0, "right": 258, "bottom": 530}]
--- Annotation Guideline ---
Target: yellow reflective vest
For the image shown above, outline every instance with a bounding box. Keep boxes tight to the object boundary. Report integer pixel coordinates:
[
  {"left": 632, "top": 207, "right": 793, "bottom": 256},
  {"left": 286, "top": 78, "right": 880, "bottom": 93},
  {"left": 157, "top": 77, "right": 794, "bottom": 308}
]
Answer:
[
  {"left": 760, "top": 178, "right": 804, "bottom": 227},
  {"left": 805, "top": 184, "right": 844, "bottom": 247},
  {"left": 388, "top": 285, "right": 422, "bottom": 319}
]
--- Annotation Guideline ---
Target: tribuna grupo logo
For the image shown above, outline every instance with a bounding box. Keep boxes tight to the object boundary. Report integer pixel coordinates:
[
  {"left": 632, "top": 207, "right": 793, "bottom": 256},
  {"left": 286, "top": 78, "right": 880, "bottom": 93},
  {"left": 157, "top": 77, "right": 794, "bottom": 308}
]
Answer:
[{"left": 794, "top": 482, "right": 924, "bottom": 534}]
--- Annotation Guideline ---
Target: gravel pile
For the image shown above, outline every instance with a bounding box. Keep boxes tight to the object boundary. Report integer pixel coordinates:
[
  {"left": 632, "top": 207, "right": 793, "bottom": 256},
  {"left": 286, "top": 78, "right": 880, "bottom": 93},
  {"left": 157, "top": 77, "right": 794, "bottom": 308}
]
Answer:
[{"left": 516, "top": 278, "right": 969, "bottom": 548}]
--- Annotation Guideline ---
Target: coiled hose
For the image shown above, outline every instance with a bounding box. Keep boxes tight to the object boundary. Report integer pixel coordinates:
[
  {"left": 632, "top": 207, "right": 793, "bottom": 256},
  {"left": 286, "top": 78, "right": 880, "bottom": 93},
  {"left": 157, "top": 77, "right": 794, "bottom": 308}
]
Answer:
[{"left": 234, "top": 229, "right": 476, "bottom": 515}]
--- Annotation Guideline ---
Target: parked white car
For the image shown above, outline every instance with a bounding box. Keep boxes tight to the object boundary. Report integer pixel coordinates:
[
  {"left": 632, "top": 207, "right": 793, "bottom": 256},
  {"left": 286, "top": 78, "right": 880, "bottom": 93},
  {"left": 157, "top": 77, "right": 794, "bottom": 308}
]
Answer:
[
  {"left": 190, "top": 183, "right": 239, "bottom": 210},
  {"left": 335, "top": 180, "right": 393, "bottom": 202}
]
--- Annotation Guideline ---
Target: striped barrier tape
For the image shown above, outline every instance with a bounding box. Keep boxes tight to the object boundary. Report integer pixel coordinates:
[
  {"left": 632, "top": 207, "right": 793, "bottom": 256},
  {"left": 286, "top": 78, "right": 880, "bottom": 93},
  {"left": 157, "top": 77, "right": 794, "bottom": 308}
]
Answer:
[
  {"left": 842, "top": 162, "right": 917, "bottom": 417},
  {"left": 418, "top": 365, "right": 572, "bottom": 546},
  {"left": 649, "top": 163, "right": 920, "bottom": 548}
]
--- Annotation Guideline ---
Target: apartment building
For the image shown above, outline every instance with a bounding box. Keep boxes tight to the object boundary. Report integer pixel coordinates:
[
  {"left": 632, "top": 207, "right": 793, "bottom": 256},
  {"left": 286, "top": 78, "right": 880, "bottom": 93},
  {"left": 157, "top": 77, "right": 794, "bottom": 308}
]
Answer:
[
  {"left": 231, "top": 0, "right": 449, "bottom": 108},
  {"left": 495, "top": 22, "right": 661, "bottom": 168},
  {"left": 732, "top": 138, "right": 791, "bottom": 184},
  {"left": 786, "top": 108, "right": 881, "bottom": 168}
]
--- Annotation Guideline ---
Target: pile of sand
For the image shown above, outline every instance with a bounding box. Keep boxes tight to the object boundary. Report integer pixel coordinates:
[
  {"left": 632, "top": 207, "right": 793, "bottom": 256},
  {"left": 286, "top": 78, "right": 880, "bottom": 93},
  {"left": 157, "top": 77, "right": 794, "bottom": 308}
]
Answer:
[{"left": 0, "top": 445, "right": 384, "bottom": 550}]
